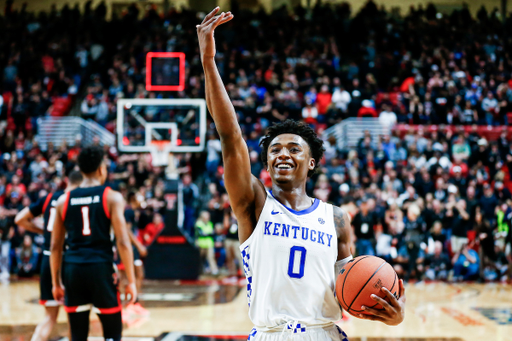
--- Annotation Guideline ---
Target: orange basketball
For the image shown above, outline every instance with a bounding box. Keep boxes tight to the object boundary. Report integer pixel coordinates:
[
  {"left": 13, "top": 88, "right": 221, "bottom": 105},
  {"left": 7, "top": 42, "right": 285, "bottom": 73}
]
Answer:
[{"left": 336, "top": 255, "right": 399, "bottom": 317}]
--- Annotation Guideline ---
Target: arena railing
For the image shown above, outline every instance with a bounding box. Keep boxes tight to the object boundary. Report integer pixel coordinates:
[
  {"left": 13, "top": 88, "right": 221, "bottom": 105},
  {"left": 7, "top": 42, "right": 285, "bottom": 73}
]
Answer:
[
  {"left": 35, "top": 116, "right": 116, "bottom": 150},
  {"left": 323, "top": 117, "right": 391, "bottom": 150}
]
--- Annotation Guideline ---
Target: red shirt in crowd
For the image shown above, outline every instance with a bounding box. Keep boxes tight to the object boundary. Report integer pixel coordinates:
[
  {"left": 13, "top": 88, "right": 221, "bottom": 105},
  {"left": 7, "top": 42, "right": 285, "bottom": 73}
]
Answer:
[
  {"left": 6, "top": 183, "right": 27, "bottom": 197},
  {"left": 316, "top": 92, "right": 332, "bottom": 115},
  {"left": 357, "top": 106, "right": 378, "bottom": 118}
]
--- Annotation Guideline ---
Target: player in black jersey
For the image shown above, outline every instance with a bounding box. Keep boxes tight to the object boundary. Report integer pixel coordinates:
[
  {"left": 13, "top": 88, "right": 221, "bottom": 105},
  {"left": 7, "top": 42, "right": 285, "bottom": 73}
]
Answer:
[
  {"left": 50, "top": 146, "right": 136, "bottom": 341},
  {"left": 15, "top": 171, "right": 83, "bottom": 341}
]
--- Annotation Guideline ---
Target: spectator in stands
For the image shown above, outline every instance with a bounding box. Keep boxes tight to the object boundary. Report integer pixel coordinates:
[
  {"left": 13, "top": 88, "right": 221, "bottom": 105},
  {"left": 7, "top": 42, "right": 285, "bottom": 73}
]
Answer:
[
  {"left": 424, "top": 241, "right": 451, "bottom": 280},
  {"left": 479, "top": 183, "right": 499, "bottom": 225},
  {"left": 302, "top": 99, "right": 318, "bottom": 126},
  {"left": 494, "top": 181, "right": 511, "bottom": 202},
  {"left": 379, "top": 104, "right": 397, "bottom": 128},
  {"left": 15, "top": 234, "right": 39, "bottom": 277},
  {"left": 384, "top": 201, "right": 404, "bottom": 235},
  {"left": 358, "top": 100, "right": 378, "bottom": 118},
  {"left": 452, "top": 244, "right": 480, "bottom": 281},
  {"left": 428, "top": 221, "right": 446, "bottom": 246},
  {"left": 81, "top": 94, "right": 99, "bottom": 120},
  {"left": 352, "top": 197, "right": 378, "bottom": 256},
  {"left": 206, "top": 134, "right": 222, "bottom": 180},
  {"left": 474, "top": 209, "right": 498, "bottom": 278},
  {"left": 402, "top": 204, "right": 426, "bottom": 280},
  {"left": 452, "top": 137, "right": 471, "bottom": 161},
  {"left": 446, "top": 199, "right": 471, "bottom": 254},
  {"left": 139, "top": 213, "right": 164, "bottom": 247},
  {"left": 482, "top": 92, "right": 499, "bottom": 126},
  {"left": 331, "top": 82, "right": 351, "bottom": 114},
  {"left": 195, "top": 211, "right": 218, "bottom": 276},
  {"left": 182, "top": 174, "right": 199, "bottom": 237}
]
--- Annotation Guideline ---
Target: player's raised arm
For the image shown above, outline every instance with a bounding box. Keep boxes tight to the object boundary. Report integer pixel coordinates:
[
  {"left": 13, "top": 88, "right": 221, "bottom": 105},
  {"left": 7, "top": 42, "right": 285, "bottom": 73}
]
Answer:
[
  {"left": 197, "top": 7, "right": 235, "bottom": 138},
  {"left": 197, "top": 8, "right": 266, "bottom": 242},
  {"left": 108, "top": 190, "right": 137, "bottom": 304}
]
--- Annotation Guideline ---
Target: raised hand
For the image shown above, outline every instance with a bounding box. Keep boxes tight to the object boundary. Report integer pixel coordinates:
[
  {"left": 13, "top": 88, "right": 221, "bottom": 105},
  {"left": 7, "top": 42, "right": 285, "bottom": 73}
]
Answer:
[
  {"left": 196, "top": 7, "right": 234, "bottom": 61},
  {"left": 359, "top": 279, "right": 406, "bottom": 326}
]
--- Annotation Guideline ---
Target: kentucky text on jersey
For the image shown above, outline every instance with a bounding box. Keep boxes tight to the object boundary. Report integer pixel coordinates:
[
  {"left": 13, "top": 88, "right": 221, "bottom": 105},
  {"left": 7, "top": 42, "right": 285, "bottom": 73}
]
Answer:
[
  {"left": 262, "top": 221, "right": 334, "bottom": 247},
  {"left": 70, "top": 196, "right": 101, "bottom": 206}
]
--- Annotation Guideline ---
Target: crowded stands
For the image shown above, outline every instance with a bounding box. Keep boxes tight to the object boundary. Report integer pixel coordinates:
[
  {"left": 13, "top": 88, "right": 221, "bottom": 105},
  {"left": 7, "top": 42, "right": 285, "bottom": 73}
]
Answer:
[{"left": 0, "top": 0, "right": 512, "bottom": 282}]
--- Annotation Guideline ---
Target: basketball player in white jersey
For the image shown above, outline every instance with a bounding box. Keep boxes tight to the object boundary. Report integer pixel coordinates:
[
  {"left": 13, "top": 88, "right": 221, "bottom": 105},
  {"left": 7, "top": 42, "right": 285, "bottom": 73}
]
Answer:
[{"left": 197, "top": 8, "right": 406, "bottom": 340}]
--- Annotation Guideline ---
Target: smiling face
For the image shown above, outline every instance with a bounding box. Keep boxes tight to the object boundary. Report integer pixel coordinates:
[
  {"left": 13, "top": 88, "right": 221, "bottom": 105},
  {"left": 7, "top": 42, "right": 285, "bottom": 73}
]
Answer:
[{"left": 267, "top": 134, "right": 315, "bottom": 186}]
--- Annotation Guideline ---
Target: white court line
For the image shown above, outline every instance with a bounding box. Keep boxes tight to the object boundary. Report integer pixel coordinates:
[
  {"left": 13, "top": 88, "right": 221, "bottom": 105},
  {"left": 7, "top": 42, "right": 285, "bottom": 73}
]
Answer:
[
  {"left": 58, "top": 336, "right": 155, "bottom": 341},
  {"left": 160, "top": 333, "right": 183, "bottom": 341}
]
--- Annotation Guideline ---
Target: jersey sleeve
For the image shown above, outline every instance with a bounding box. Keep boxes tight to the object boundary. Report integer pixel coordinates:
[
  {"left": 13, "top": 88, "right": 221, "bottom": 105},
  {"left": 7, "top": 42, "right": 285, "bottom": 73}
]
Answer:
[{"left": 29, "top": 195, "right": 46, "bottom": 217}]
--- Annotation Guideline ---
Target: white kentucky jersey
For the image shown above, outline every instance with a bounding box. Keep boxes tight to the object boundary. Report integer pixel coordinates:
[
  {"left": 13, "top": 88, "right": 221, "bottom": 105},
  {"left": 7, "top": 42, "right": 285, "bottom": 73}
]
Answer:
[{"left": 240, "top": 190, "right": 340, "bottom": 329}]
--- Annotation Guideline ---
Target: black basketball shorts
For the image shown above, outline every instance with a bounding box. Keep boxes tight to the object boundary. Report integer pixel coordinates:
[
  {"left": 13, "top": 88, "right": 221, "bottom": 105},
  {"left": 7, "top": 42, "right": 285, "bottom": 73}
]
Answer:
[
  {"left": 62, "top": 262, "right": 121, "bottom": 314},
  {"left": 113, "top": 246, "right": 142, "bottom": 269},
  {"left": 40, "top": 252, "right": 59, "bottom": 306},
  {"left": 133, "top": 245, "right": 143, "bottom": 267}
]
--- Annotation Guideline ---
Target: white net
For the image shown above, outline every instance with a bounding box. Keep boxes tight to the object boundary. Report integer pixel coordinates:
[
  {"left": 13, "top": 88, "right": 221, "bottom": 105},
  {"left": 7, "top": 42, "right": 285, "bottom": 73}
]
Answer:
[{"left": 150, "top": 141, "right": 171, "bottom": 167}]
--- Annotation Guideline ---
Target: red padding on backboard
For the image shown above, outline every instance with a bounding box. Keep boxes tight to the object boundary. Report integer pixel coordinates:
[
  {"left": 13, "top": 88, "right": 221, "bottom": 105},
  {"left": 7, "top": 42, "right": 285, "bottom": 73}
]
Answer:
[{"left": 146, "top": 52, "right": 185, "bottom": 92}]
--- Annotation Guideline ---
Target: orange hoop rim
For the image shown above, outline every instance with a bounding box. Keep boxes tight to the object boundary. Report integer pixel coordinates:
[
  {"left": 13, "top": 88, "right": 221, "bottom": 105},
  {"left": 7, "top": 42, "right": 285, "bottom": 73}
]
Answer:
[{"left": 150, "top": 140, "right": 171, "bottom": 152}]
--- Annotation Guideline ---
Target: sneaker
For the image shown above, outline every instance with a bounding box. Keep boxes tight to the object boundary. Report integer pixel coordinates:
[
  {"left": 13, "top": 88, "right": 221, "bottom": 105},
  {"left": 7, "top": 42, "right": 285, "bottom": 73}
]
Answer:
[{"left": 127, "top": 302, "right": 150, "bottom": 317}]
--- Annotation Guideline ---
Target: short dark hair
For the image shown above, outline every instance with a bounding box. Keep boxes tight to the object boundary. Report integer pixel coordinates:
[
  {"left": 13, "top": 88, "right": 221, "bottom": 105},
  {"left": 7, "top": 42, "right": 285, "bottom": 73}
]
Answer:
[
  {"left": 259, "top": 120, "right": 325, "bottom": 177},
  {"left": 77, "top": 146, "right": 105, "bottom": 174},
  {"left": 68, "top": 170, "right": 83, "bottom": 185}
]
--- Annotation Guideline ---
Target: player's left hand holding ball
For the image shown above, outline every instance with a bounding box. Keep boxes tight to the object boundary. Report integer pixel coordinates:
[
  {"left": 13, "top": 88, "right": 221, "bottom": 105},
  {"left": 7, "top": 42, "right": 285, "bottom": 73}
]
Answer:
[{"left": 359, "top": 279, "right": 406, "bottom": 326}]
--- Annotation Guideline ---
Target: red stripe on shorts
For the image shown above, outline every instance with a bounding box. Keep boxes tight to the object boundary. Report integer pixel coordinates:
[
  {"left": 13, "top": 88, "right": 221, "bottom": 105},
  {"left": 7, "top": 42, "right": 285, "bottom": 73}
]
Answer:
[{"left": 64, "top": 305, "right": 78, "bottom": 313}]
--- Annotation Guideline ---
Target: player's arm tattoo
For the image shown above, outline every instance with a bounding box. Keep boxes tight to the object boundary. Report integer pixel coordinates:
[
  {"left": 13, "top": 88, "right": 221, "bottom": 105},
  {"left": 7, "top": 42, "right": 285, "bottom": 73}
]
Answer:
[{"left": 333, "top": 206, "right": 350, "bottom": 240}]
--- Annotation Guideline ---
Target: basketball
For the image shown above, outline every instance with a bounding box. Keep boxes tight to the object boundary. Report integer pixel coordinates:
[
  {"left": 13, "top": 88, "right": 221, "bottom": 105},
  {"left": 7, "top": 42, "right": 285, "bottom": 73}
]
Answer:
[{"left": 336, "top": 256, "right": 399, "bottom": 317}]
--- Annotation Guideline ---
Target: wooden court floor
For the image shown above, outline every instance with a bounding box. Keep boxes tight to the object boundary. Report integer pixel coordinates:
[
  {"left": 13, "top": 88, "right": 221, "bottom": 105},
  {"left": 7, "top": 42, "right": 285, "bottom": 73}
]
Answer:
[{"left": 1, "top": 278, "right": 512, "bottom": 341}]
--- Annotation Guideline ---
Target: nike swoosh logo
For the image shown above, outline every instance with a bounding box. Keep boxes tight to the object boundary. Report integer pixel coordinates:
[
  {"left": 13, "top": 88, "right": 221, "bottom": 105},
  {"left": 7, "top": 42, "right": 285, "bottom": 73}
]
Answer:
[{"left": 271, "top": 210, "right": 281, "bottom": 215}]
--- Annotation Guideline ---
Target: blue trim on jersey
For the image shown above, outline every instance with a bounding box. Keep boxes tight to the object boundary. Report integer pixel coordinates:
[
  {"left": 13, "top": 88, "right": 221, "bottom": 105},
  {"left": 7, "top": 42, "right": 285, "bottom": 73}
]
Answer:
[{"left": 269, "top": 190, "right": 320, "bottom": 215}]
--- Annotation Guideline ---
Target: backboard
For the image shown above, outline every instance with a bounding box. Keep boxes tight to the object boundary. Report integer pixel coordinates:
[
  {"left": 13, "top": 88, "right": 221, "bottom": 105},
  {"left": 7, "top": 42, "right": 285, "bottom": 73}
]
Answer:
[{"left": 116, "top": 98, "right": 207, "bottom": 156}]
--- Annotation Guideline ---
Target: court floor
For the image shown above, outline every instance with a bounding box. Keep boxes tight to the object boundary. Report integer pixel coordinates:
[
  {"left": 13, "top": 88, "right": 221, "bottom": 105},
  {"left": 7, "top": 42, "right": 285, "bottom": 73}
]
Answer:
[{"left": 1, "top": 278, "right": 512, "bottom": 341}]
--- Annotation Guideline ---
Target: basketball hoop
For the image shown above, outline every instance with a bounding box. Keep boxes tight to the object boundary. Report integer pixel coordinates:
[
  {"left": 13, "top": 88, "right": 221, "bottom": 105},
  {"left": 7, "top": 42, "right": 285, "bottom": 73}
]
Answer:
[{"left": 150, "top": 140, "right": 171, "bottom": 167}]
